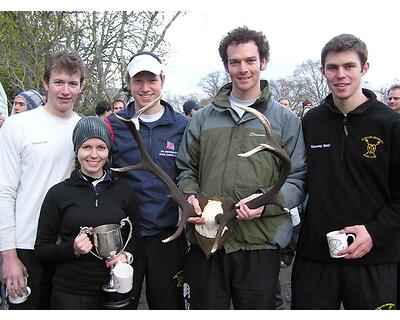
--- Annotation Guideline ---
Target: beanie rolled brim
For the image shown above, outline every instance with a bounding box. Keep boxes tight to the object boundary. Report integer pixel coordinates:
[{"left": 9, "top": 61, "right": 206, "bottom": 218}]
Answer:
[{"left": 72, "top": 116, "right": 112, "bottom": 153}]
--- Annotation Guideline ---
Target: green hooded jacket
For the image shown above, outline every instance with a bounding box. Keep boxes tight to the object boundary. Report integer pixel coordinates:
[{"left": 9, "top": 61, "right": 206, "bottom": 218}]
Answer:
[{"left": 176, "top": 81, "right": 307, "bottom": 253}]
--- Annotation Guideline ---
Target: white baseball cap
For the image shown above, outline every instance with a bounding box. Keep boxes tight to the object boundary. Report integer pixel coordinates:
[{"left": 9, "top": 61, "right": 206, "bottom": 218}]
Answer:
[{"left": 127, "top": 53, "right": 163, "bottom": 78}]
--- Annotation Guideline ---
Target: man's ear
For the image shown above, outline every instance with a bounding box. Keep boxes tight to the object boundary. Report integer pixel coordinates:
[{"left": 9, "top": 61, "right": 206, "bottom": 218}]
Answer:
[
  {"left": 260, "top": 58, "right": 267, "bottom": 71},
  {"left": 43, "top": 80, "right": 49, "bottom": 91},
  {"left": 320, "top": 66, "right": 325, "bottom": 77},
  {"left": 361, "top": 62, "right": 369, "bottom": 76}
]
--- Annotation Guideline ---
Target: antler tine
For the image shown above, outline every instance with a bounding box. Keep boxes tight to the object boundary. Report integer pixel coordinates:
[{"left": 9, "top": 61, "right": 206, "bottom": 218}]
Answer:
[
  {"left": 210, "top": 104, "right": 292, "bottom": 253},
  {"left": 113, "top": 95, "right": 162, "bottom": 130},
  {"left": 133, "top": 95, "right": 163, "bottom": 119},
  {"left": 113, "top": 97, "right": 197, "bottom": 244}
]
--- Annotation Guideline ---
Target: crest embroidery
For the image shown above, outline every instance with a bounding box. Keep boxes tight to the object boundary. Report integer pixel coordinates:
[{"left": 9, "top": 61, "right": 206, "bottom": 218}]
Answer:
[{"left": 361, "top": 136, "right": 383, "bottom": 158}]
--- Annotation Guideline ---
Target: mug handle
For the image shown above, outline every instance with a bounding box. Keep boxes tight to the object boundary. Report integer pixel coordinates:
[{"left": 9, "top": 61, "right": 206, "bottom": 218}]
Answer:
[
  {"left": 346, "top": 233, "right": 356, "bottom": 243},
  {"left": 79, "top": 227, "right": 103, "bottom": 260}
]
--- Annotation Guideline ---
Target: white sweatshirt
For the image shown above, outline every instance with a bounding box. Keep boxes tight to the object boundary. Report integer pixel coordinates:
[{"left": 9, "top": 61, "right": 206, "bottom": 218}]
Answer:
[{"left": 0, "top": 107, "right": 80, "bottom": 251}]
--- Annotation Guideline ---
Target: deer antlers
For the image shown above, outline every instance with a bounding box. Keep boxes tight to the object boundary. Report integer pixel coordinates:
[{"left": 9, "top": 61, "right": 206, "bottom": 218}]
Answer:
[
  {"left": 111, "top": 96, "right": 197, "bottom": 244},
  {"left": 112, "top": 99, "right": 291, "bottom": 257},
  {"left": 208, "top": 104, "right": 292, "bottom": 253}
]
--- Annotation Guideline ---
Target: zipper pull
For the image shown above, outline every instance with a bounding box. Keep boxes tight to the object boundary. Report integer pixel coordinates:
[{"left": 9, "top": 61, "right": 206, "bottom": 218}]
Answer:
[
  {"left": 343, "top": 116, "right": 348, "bottom": 136},
  {"left": 95, "top": 192, "right": 99, "bottom": 208},
  {"left": 343, "top": 124, "right": 348, "bottom": 136}
]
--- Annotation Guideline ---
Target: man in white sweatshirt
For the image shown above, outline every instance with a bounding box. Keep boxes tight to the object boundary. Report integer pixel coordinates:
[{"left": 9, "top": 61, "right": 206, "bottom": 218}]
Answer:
[{"left": 0, "top": 51, "right": 84, "bottom": 309}]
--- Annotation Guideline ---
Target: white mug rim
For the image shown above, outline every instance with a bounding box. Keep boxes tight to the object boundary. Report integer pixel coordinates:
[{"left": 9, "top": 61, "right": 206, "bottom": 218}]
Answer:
[{"left": 8, "top": 286, "right": 31, "bottom": 304}]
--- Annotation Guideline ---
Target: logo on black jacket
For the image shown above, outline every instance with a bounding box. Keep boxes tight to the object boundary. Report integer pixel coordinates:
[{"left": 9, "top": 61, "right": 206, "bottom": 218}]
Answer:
[{"left": 361, "top": 136, "right": 383, "bottom": 158}]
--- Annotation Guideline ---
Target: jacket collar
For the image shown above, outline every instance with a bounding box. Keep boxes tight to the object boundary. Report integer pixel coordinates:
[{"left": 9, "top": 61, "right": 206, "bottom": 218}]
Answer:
[
  {"left": 121, "top": 99, "right": 178, "bottom": 126},
  {"left": 211, "top": 80, "right": 272, "bottom": 114},
  {"left": 324, "top": 88, "right": 377, "bottom": 115},
  {"left": 67, "top": 169, "right": 114, "bottom": 186}
]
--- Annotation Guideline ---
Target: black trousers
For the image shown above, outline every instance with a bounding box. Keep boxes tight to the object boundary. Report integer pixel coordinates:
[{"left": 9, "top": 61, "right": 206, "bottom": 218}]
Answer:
[
  {"left": 7, "top": 249, "right": 54, "bottom": 310},
  {"left": 291, "top": 255, "right": 397, "bottom": 310},
  {"left": 183, "top": 245, "right": 280, "bottom": 310},
  {"left": 130, "top": 229, "right": 186, "bottom": 309},
  {"left": 51, "top": 288, "right": 103, "bottom": 310}
]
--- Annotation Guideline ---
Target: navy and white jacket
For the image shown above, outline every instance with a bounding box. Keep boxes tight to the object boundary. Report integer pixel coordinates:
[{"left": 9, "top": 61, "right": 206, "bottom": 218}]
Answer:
[{"left": 107, "top": 100, "right": 188, "bottom": 236}]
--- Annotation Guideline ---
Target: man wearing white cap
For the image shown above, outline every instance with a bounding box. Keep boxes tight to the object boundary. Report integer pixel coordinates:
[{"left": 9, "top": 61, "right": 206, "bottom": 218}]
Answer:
[{"left": 106, "top": 52, "right": 188, "bottom": 309}]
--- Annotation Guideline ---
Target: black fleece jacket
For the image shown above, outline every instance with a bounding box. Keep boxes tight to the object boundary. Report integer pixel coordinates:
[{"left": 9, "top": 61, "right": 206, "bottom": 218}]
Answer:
[
  {"left": 297, "top": 89, "right": 400, "bottom": 264},
  {"left": 34, "top": 170, "right": 139, "bottom": 295}
]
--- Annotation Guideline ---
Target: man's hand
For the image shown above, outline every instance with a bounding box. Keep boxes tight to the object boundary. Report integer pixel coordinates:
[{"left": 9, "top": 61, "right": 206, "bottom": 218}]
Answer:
[
  {"left": 1, "top": 249, "right": 28, "bottom": 299},
  {"left": 235, "top": 193, "right": 264, "bottom": 220},
  {"left": 186, "top": 195, "right": 205, "bottom": 225},
  {"left": 338, "top": 225, "right": 373, "bottom": 259}
]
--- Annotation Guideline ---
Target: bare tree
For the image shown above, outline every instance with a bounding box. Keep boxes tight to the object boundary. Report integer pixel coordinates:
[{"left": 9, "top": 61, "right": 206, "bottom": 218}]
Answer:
[
  {"left": 270, "top": 78, "right": 304, "bottom": 109},
  {"left": 164, "top": 93, "right": 200, "bottom": 112},
  {"left": 0, "top": 11, "right": 182, "bottom": 114},
  {"left": 199, "top": 70, "right": 230, "bottom": 100},
  {"left": 293, "top": 59, "right": 330, "bottom": 105}
]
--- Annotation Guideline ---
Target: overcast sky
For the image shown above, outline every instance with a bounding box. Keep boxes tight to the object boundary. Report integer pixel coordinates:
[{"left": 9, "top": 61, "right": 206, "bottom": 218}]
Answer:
[
  {"left": 162, "top": 1, "right": 399, "bottom": 96},
  {"left": 5, "top": 0, "right": 400, "bottom": 98}
]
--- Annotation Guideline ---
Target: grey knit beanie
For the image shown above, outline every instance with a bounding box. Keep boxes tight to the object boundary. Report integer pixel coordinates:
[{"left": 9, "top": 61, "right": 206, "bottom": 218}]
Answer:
[
  {"left": 72, "top": 116, "right": 112, "bottom": 153},
  {"left": 17, "top": 89, "right": 45, "bottom": 110}
]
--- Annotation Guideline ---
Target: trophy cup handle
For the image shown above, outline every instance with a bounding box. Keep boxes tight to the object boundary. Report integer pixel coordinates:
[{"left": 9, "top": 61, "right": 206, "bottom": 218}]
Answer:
[
  {"left": 119, "top": 217, "right": 133, "bottom": 253},
  {"left": 79, "top": 226, "right": 103, "bottom": 260}
]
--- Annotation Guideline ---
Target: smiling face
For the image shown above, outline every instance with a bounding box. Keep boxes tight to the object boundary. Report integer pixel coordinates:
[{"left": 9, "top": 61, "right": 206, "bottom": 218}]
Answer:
[
  {"left": 321, "top": 50, "right": 368, "bottom": 109},
  {"left": 77, "top": 138, "right": 109, "bottom": 178},
  {"left": 43, "top": 68, "right": 83, "bottom": 117},
  {"left": 225, "top": 40, "right": 266, "bottom": 100},
  {"left": 129, "top": 71, "right": 164, "bottom": 114}
]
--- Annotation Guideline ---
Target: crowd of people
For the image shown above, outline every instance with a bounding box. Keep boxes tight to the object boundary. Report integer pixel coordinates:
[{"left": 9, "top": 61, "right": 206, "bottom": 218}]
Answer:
[{"left": 0, "top": 26, "right": 399, "bottom": 311}]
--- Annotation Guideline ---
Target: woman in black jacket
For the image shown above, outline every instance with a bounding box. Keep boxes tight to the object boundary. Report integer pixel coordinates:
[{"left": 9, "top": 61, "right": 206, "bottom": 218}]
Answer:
[{"left": 35, "top": 116, "right": 139, "bottom": 309}]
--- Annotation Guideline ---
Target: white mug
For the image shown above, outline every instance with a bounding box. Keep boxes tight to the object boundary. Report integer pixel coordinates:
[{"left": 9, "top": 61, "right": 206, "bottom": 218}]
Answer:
[
  {"left": 113, "top": 262, "right": 133, "bottom": 294},
  {"left": 8, "top": 286, "right": 31, "bottom": 304},
  {"left": 326, "top": 230, "right": 356, "bottom": 258}
]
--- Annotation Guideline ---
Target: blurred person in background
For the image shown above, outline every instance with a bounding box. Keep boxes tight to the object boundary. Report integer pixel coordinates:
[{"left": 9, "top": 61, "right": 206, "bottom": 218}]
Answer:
[
  {"left": 11, "top": 89, "right": 45, "bottom": 115},
  {"left": 112, "top": 99, "right": 126, "bottom": 113},
  {"left": 388, "top": 84, "right": 400, "bottom": 112}
]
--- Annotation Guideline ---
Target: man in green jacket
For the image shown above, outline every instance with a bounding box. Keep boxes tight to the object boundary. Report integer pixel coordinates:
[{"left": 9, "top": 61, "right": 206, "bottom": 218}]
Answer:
[{"left": 176, "top": 26, "right": 307, "bottom": 310}]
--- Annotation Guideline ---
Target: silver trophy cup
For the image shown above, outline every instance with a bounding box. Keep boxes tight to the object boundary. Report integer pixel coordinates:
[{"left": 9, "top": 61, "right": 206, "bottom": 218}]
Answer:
[{"left": 80, "top": 217, "right": 133, "bottom": 292}]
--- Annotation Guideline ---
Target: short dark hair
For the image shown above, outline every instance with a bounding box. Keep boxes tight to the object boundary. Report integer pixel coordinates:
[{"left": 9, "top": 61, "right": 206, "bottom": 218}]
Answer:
[
  {"left": 278, "top": 97, "right": 291, "bottom": 104},
  {"left": 388, "top": 84, "right": 400, "bottom": 95},
  {"left": 44, "top": 51, "right": 85, "bottom": 84},
  {"left": 112, "top": 99, "right": 126, "bottom": 108},
  {"left": 95, "top": 100, "right": 111, "bottom": 116},
  {"left": 302, "top": 99, "right": 313, "bottom": 108},
  {"left": 321, "top": 34, "right": 368, "bottom": 69},
  {"left": 218, "top": 26, "right": 270, "bottom": 69}
]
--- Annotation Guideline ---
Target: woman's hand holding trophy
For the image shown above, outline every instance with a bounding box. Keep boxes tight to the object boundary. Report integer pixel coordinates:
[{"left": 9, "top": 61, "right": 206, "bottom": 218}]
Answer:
[{"left": 73, "top": 228, "right": 94, "bottom": 257}]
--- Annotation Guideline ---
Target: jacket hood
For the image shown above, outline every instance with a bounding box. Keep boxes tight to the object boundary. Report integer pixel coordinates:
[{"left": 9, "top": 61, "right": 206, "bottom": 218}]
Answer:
[{"left": 211, "top": 80, "right": 272, "bottom": 112}]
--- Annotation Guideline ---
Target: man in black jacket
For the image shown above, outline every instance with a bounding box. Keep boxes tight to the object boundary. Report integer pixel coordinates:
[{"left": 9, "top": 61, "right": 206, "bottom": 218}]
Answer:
[{"left": 292, "top": 34, "right": 400, "bottom": 309}]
